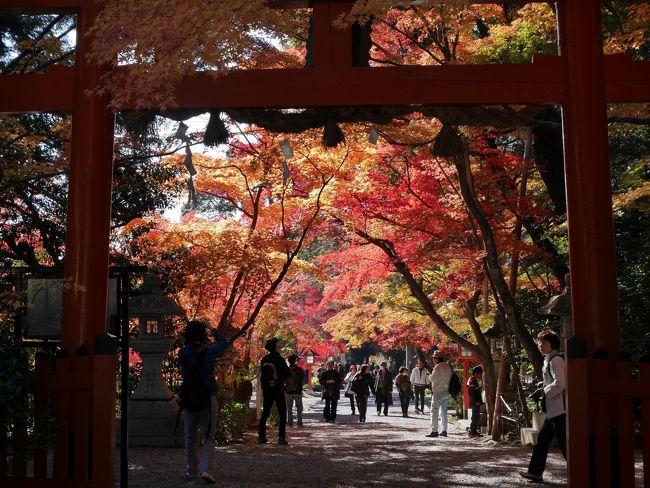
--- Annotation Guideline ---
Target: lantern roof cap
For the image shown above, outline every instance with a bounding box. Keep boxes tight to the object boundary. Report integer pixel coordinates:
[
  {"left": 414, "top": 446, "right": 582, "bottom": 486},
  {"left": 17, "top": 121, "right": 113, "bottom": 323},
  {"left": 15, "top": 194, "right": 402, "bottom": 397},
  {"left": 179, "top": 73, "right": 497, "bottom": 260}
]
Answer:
[{"left": 128, "top": 274, "right": 184, "bottom": 316}]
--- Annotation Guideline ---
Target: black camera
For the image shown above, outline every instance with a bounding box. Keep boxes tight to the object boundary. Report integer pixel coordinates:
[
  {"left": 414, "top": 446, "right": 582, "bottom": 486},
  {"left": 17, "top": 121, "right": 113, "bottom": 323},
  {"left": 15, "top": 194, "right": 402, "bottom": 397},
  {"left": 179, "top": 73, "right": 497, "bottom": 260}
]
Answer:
[{"left": 528, "top": 382, "right": 545, "bottom": 402}]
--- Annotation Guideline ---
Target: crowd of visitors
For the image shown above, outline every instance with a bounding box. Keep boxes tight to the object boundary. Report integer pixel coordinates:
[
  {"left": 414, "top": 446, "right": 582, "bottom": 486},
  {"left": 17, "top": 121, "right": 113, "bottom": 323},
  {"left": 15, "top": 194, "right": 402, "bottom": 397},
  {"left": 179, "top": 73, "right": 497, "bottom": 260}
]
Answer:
[{"left": 177, "top": 321, "right": 566, "bottom": 485}]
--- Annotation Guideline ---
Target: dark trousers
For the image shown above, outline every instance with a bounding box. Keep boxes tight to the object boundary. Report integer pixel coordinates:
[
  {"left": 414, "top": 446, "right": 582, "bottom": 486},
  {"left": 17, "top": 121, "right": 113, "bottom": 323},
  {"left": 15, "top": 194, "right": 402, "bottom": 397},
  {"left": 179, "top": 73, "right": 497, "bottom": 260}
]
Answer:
[
  {"left": 414, "top": 385, "right": 426, "bottom": 411},
  {"left": 347, "top": 394, "right": 356, "bottom": 413},
  {"left": 356, "top": 394, "right": 369, "bottom": 421},
  {"left": 324, "top": 398, "right": 338, "bottom": 421},
  {"left": 259, "top": 388, "right": 287, "bottom": 440},
  {"left": 399, "top": 393, "right": 410, "bottom": 416},
  {"left": 470, "top": 403, "right": 481, "bottom": 434},
  {"left": 528, "top": 414, "right": 567, "bottom": 476},
  {"left": 376, "top": 390, "right": 389, "bottom": 415}
]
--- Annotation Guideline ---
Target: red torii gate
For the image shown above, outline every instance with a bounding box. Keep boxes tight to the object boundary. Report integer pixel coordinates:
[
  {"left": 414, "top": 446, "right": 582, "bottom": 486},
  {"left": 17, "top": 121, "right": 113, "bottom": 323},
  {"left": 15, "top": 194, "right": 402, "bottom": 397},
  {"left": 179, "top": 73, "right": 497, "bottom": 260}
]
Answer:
[{"left": 1, "top": 0, "right": 649, "bottom": 486}]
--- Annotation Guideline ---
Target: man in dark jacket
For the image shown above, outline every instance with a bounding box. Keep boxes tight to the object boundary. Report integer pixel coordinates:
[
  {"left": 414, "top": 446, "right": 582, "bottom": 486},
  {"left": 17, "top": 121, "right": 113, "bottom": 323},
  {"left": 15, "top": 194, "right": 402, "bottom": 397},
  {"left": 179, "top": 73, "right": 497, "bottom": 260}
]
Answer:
[
  {"left": 318, "top": 360, "right": 342, "bottom": 422},
  {"left": 467, "top": 365, "right": 484, "bottom": 437},
  {"left": 258, "top": 337, "right": 291, "bottom": 444},
  {"left": 374, "top": 361, "right": 394, "bottom": 416}
]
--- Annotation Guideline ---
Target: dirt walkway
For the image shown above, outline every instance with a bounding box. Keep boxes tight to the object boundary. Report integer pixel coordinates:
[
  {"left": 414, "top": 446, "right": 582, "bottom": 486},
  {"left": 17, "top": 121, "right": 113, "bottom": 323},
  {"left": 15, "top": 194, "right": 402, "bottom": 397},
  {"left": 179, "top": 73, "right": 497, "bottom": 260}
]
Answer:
[{"left": 121, "top": 393, "right": 567, "bottom": 487}]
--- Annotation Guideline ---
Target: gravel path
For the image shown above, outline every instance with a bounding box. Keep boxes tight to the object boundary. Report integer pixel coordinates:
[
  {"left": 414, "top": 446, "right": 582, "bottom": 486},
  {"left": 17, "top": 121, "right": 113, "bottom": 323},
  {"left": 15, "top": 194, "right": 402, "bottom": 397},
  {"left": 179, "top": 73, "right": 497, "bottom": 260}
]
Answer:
[{"left": 121, "top": 393, "right": 567, "bottom": 487}]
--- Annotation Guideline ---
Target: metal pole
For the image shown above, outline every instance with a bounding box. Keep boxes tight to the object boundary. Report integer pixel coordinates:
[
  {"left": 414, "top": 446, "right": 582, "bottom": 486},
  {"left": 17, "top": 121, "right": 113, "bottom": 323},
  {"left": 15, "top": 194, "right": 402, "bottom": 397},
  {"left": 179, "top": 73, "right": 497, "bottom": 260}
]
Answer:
[{"left": 119, "top": 271, "right": 129, "bottom": 488}]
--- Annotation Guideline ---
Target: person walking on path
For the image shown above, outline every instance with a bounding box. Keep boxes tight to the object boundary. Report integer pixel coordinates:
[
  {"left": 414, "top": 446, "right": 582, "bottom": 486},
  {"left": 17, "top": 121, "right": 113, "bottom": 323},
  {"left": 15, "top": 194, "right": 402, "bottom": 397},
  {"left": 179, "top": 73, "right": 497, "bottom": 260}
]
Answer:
[
  {"left": 343, "top": 364, "right": 358, "bottom": 415},
  {"left": 178, "top": 320, "right": 228, "bottom": 484},
  {"left": 395, "top": 366, "right": 414, "bottom": 417},
  {"left": 410, "top": 357, "right": 430, "bottom": 414},
  {"left": 319, "top": 360, "right": 343, "bottom": 422},
  {"left": 426, "top": 350, "right": 453, "bottom": 438},
  {"left": 374, "top": 361, "right": 394, "bottom": 416},
  {"left": 258, "top": 337, "right": 291, "bottom": 445},
  {"left": 352, "top": 364, "right": 375, "bottom": 422},
  {"left": 467, "top": 365, "right": 484, "bottom": 438},
  {"left": 519, "top": 330, "right": 567, "bottom": 482},
  {"left": 285, "top": 354, "right": 305, "bottom": 427}
]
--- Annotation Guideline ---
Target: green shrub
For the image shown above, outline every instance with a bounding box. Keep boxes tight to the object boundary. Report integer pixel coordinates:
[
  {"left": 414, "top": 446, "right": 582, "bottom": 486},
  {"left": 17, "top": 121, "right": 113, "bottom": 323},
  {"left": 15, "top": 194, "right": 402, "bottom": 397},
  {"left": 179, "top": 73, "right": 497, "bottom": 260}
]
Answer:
[{"left": 215, "top": 401, "right": 250, "bottom": 444}]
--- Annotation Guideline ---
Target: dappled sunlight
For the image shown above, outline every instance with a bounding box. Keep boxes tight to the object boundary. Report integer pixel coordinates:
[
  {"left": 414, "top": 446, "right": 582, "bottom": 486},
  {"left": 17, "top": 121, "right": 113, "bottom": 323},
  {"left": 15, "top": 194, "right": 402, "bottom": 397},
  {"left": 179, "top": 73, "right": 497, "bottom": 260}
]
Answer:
[{"left": 121, "top": 395, "right": 568, "bottom": 487}]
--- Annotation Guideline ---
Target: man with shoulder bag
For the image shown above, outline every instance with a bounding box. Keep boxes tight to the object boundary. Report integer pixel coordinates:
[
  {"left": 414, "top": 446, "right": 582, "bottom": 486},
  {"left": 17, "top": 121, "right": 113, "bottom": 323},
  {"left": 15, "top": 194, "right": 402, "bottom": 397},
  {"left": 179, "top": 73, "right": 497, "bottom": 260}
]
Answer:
[{"left": 519, "top": 329, "right": 567, "bottom": 483}]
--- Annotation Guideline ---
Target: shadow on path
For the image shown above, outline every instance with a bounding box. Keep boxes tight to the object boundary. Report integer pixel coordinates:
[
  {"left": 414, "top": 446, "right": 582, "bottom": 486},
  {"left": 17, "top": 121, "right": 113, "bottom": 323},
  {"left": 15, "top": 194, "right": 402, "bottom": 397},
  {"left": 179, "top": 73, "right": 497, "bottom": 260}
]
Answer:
[{"left": 121, "top": 394, "right": 567, "bottom": 487}]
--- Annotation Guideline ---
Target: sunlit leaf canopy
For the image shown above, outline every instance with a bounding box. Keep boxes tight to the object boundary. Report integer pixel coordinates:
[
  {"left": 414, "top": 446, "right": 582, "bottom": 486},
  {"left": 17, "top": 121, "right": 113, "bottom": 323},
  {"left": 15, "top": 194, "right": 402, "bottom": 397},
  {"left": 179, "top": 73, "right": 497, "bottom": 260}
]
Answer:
[{"left": 2, "top": 1, "right": 648, "bottom": 370}]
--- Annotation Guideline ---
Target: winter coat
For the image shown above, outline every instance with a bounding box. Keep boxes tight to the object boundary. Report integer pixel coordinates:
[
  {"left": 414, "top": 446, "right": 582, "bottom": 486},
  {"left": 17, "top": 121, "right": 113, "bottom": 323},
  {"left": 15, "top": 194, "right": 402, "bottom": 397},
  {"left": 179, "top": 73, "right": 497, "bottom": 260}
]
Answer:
[
  {"left": 179, "top": 328, "right": 228, "bottom": 395},
  {"left": 374, "top": 370, "right": 394, "bottom": 404},
  {"left": 319, "top": 369, "right": 342, "bottom": 400}
]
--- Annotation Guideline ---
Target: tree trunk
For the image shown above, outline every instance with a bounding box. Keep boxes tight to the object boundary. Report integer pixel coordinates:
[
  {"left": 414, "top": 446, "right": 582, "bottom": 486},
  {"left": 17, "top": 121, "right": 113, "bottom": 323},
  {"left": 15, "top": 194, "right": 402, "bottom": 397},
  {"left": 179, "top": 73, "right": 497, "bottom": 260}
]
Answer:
[
  {"left": 450, "top": 140, "right": 543, "bottom": 374},
  {"left": 491, "top": 352, "right": 508, "bottom": 440}
]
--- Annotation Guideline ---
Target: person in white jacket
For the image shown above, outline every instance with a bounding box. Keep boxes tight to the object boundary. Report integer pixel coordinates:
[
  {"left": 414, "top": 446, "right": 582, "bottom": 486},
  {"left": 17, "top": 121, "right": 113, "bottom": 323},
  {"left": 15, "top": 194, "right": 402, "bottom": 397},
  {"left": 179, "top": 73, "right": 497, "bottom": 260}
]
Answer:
[
  {"left": 410, "top": 357, "right": 430, "bottom": 414},
  {"left": 519, "top": 329, "right": 566, "bottom": 482},
  {"left": 425, "top": 350, "right": 453, "bottom": 438}
]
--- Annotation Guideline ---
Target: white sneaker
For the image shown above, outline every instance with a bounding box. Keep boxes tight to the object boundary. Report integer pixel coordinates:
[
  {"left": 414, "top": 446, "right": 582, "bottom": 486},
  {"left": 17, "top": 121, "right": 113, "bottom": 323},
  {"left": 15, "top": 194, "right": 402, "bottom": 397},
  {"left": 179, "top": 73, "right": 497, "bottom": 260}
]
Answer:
[{"left": 200, "top": 472, "right": 216, "bottom": 484}]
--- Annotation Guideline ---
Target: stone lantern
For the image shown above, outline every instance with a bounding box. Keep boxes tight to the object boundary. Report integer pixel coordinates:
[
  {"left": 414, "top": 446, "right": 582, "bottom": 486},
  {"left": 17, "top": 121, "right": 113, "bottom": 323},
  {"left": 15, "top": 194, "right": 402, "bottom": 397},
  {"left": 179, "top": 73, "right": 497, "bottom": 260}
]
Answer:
[
  {"left": 538, "top": 273, "right": 573, "bottom": 339},
  {"left": 128, "top": 273, "right": 184, "bottom": 447}
]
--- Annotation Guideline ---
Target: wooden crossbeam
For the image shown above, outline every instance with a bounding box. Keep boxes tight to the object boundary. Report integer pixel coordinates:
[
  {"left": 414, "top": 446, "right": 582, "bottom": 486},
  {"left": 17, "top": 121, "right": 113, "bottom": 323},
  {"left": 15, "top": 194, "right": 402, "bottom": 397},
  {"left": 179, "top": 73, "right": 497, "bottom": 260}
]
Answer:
[
  {"left": 0, "top": 0, "right": 551, "bottom": 13},
  {"left": 2, "top": 54, "right": 648, "bottom": 113}
]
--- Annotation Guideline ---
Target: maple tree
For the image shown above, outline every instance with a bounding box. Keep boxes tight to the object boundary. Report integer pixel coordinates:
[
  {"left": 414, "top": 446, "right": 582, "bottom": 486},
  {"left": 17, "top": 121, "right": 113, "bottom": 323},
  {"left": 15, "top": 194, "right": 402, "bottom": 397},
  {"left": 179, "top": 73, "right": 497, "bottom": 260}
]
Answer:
[
  {"left": 117, "top": 125, "right": 367, "bottom": 354},
  {"left": 2, "top": 2, "right": 649, "bottom": 446}
]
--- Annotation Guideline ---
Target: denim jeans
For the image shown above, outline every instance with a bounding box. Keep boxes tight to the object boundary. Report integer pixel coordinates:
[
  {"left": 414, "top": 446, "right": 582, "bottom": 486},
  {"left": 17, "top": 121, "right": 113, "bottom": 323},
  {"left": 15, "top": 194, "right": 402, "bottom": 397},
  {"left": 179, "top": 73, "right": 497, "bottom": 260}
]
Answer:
[
  {"left": 430, "top": 392, "right": 449, "bottom": 433},
  {"left": 286, "top": 393, "right": 303, "bottom": 425},
  {"left": 184, "top": 395, "right": 217, "bottom": 477},
  {"left": 470, "top": 402, "right": 481, "bottom": 434}
]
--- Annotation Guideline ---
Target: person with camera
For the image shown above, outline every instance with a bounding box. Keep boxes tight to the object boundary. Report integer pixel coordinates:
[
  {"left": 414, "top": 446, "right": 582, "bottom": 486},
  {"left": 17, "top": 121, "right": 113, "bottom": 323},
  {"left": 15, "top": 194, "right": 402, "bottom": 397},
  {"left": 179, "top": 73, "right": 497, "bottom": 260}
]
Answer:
[
  {"left": 519, "top": 329, "right": 566, "bottom": 482},
  {"left": 178, "top": 320, "right": 228, "bottom": 484}
]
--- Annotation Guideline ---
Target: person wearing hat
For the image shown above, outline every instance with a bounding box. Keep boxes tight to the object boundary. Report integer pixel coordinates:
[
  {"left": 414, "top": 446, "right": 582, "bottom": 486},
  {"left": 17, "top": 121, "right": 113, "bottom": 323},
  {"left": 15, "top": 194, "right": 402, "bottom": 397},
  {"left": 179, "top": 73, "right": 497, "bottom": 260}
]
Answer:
[
  {"left": 425, "top": 350, "right": 453, "bottom": 438},
  {"left": 258, "top": 337, "right": 291, "bottom": 444}
]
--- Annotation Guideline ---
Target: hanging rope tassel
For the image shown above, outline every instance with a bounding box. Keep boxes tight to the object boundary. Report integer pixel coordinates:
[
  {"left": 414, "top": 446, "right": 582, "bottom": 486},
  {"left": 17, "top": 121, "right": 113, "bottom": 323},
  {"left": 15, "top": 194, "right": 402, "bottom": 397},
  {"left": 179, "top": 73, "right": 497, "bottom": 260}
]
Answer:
[
  {"left": 322, "top": 118, "right": 345, "bottom": 148},
  {"left": 203, "top": 111, "right": 229, "bottom": 146},
  {"left": 430, "top": 124, "right": 464, "bottom": 158}
]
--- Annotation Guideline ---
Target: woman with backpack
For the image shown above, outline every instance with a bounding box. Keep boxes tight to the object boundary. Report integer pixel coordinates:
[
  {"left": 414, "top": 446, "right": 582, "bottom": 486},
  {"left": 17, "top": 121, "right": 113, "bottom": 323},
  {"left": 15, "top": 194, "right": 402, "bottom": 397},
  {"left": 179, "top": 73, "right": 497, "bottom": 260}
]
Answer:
[
  {"left": 343, "top": 364, "right": 358, "bottom": 415},
  {"left": 178, "top": 320, "right": 228, "bottom": 484},
  {"left": 351, "top": 364, "right": 375, "bottom": 422}
]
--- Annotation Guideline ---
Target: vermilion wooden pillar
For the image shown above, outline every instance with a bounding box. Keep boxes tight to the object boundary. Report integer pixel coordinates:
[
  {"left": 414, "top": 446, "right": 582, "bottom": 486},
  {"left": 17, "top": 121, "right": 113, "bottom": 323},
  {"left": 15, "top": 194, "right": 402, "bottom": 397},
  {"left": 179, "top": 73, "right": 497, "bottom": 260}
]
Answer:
[
  {"left": 558, "top": 1, "right": 620, "bottom": 486},
  {"left": 311, "top": 0, "right": 353, "bottom": 67},
  {"left": 558, "top": 0, "right": 620, "bottom": 351},
  {"left": 62, "top": 0, "right": 116, "bottom": 352}
]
